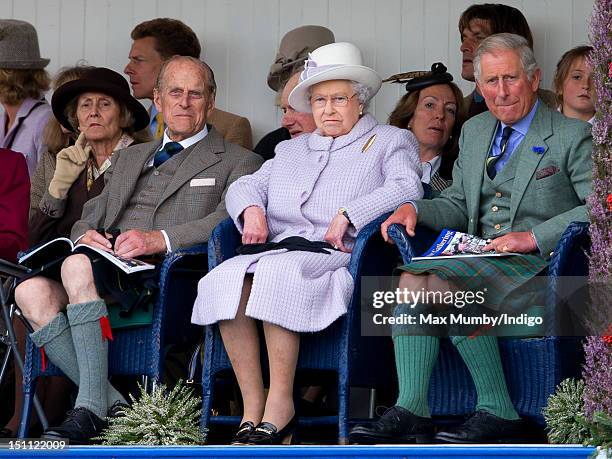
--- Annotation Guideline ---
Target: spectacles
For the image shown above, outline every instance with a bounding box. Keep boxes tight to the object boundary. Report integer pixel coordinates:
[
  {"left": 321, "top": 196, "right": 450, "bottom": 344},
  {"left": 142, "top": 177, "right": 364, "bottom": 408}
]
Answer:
[{"left": 310, "top": 93, "right": 357, "bottom": 108}]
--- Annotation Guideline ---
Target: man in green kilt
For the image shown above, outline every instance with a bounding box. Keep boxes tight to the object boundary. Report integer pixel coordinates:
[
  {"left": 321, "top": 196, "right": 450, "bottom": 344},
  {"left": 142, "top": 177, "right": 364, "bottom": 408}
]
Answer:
[{"left": 350, "top": 33, "right": 592, "bottom": 444}]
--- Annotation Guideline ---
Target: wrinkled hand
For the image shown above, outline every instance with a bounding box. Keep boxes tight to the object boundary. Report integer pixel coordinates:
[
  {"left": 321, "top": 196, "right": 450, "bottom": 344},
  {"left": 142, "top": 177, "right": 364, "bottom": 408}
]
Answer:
[
  {"left": 113, "top": 230, "right": 167, "bottom": 258},
  {"left": 49, "top": 132, "right": 92, "bottom": 199},
  {"left": 242, "top": 206, "right": 268, "bottom": 244},
  {"left": 324, "top": 214, "right": 351, "bottom": 253},
  {"left": 79, "top": 229, "right": 114, "bottom": 252},
  {"left": 381, "top": 203, "right": 417, "bottom": 243},
  {"left": 483, "top": 231, "right": 537, "bottom": 254}
]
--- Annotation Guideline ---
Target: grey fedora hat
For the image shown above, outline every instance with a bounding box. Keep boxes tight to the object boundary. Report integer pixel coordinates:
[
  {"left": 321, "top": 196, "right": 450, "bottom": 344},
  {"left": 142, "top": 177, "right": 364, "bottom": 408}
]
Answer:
[
  {"left": 0, "top": 20, "right": 49, "bottom": 69},
  {"left": 267, "top": 25, "right": 335, "bottom": 92}
]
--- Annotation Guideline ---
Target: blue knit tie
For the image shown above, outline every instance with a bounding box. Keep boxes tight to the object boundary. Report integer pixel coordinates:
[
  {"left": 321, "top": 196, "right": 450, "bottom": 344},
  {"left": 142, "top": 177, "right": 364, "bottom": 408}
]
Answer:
[{"left": 153, "top": 141, "right": 183, "bottom": 168}]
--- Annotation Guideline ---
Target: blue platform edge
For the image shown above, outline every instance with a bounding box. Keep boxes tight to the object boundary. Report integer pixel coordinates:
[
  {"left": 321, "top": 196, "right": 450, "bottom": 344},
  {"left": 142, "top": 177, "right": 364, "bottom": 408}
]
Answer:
[{"left": 0, "top": 445, "right": 597, "bottom": 459}]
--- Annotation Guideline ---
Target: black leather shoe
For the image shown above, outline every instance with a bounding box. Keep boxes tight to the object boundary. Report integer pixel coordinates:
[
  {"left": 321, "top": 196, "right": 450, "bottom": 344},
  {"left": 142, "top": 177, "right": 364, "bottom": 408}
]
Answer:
[
  {"left": 435, "top": 410, "right": 526, "bottom": 444},
  {"left": 231, "top": 421, "right": 255, "bottom": 445},
  {"left": 43, "top": 407, "right": 108, "bottom": 445},
  {"left": 247, "top": 416, "right": 298, "bottom": 445},
  {"left": 349, "top": 406, "right": 434, "bottom": 444}
]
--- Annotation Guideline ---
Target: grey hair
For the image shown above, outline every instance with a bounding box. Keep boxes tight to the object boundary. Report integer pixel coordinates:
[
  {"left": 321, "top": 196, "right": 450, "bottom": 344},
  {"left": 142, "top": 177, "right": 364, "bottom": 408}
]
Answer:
[
  {"left": 474, "top": 33, "right": 538, "bottom": 82},
  {"left": 305, "top": 80, "right": 372, "bottom": 112}
]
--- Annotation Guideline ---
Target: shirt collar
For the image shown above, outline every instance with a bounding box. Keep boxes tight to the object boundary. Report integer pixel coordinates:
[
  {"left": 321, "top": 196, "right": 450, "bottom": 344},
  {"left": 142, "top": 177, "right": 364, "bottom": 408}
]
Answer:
[
  {"left": 161, "top": 124, "right": 209, "bottom": 150},
  {"left": 420, "top": 155, "right": 441, "bottom": 184},
  {"left": 500, "top": 99, "right": 539, "bottom": 136}
]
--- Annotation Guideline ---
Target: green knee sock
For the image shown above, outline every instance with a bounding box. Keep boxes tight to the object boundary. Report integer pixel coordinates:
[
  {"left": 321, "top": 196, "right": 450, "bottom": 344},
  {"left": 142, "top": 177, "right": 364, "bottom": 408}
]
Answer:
[
  {"left": 31, "top": 312, "right": 80, "bottom": 382},
  {"left": 393, "top": 335, "right": 440, "bottom": 418},
  {"left": 31, "top": 312, "right": 127, "bottom": 413},
  {"left": 452, "top": 336, "right": 519, "bottom": 420},
  {"left": 66, "top": 300, "right": 110, "bottom": 418}
]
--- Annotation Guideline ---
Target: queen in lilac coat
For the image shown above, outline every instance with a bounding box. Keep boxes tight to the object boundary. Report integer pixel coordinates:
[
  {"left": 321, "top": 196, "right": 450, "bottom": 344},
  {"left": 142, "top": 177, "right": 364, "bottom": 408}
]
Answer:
[{"left": 191, "top": 42, "right": 423, "bottom": 445}]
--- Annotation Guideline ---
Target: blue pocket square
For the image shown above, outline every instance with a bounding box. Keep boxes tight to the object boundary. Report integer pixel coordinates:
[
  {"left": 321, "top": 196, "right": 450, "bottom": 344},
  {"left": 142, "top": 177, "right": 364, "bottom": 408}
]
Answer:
[{"left": 532, "top": 146, "right": 545, "bottom": 154}]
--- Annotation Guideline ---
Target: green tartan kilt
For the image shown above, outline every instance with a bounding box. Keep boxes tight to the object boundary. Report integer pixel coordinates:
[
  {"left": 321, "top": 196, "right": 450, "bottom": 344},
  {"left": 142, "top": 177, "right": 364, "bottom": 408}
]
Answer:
[{"left": 396, "top": 254, "right": 549, "bottom": 311}]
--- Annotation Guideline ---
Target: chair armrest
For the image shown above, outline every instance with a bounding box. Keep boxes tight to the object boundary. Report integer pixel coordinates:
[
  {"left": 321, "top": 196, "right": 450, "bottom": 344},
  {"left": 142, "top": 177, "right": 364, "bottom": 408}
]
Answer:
[
  {"left": 544, "top": 222, "right": 590, "bottom": 335},
  {"left": 387, "top": 224, "right": 439, "bottom": 264},
  {"left": 208, "top": 217, "right": 242, "bottom": 270},
  {"left": 548, "top": 221, "right": 590, "bottom": 278},
  {"left": 156, "top": 243, "right": 210, "bottom": 324},
  {"left": 347, "top": 213, "right": 391, "bottom": 275}
]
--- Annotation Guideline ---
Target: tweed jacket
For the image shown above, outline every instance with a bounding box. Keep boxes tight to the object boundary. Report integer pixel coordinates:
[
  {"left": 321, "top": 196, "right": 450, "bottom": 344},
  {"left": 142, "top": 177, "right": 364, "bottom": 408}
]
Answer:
[
  {"left": 0, "top": 98, "right": 52, "bottom": 176},
  {"left": 192, "top": 114, "right": 423, "bottom": 332},
  {"left": 0, "top": 149, "right": 29, "bottom": 261},
  {"left": 209, "top": 108, "right": 253, "bottom": 150},
  {"left": 415, "top": 101, "right": 592, "bottom": 257},
  {"left": 28, "top": 151, "right": 105, "bottom": 245},
  {"left": 70, "top": 127, "right": 263, "bottom": 250}
]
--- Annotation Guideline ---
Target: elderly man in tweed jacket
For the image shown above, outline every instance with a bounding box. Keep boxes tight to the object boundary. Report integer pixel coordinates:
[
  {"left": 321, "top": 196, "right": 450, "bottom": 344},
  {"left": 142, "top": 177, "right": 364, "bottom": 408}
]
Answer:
[{"left": 15, "top": 56, "right": 262, "bottom": 444}]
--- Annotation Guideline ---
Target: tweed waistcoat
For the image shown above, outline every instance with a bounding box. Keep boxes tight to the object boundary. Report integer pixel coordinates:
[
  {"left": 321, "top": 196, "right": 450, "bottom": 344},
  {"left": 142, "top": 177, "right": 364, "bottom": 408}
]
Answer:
[
  {"left": 114, "top": 146, "right": 192, "bottom": 231},
  {"left": 478, "top": 144, "right": 521, "bottom": 239}
]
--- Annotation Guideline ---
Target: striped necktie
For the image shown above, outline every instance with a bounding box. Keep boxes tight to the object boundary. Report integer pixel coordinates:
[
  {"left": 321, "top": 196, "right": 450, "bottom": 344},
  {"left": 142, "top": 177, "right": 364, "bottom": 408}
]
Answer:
[
  {"left": 486, "top": 126, "right": 513, "bottom": 179},
  {"left": 153, "top": 142, "right": 184, "bottom": 168}
]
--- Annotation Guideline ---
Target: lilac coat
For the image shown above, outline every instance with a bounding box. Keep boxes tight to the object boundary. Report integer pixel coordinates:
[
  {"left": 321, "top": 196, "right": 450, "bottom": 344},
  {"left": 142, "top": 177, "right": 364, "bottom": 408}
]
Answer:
[
  {"left": 191, "top": 114, "right": 423, "bottom": 332},
  {"left": 0, "top": 98, "right": 52, "bottom": 176}
]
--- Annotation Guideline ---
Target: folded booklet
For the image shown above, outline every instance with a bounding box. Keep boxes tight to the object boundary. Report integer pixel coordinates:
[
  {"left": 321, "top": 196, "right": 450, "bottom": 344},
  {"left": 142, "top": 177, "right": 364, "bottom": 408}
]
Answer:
[
  {"left": 18, "top": 237, "right": 155, "bottom": 274},
  {"left": 411, "top": 229, "right": 521, "bottom": 260}
]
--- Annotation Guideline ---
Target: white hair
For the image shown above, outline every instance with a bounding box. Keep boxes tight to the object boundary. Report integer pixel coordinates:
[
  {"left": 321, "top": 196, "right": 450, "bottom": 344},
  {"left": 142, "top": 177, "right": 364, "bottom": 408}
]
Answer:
[{"left": 473, "top": 33, "right": 538, "bottom": 82}]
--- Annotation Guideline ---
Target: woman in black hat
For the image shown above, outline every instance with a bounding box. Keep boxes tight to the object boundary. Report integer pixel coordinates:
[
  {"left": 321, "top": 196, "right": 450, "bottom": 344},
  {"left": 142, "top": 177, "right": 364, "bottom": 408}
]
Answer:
[
  {"left": 0, "top": 67, "right": 149, "bottom": 439},
  {"left": 28, "top": 67, "right": 150, "bottom": 245},
  {"left": 387, "top": 63, "right": 466, "bottom": 193}
]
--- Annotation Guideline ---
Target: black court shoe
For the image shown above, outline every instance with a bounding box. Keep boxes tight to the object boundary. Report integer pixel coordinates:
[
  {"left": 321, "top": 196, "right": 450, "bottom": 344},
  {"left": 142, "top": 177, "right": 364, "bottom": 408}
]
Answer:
[
  {"left": 247, "top": 416, "right": 298, "bottom": 445},
  {"left": 231, "top": 421, "right": 256, "bottom": 445}
]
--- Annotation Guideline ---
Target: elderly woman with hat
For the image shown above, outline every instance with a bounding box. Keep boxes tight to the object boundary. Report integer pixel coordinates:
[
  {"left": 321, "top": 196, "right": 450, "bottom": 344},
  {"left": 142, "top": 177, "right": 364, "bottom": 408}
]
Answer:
[
  {"left": 0, "top": 67, "right": 149, "bottom": 440},
  {"left": 192, "top": 42, "right": 423, "bottom": 445},
  {"left": 0, "top": 66, "right": 149, "bottom": 440},
  {"left": 27, "top": 67, "right": 150, "bottom": 245},
  {"left": 387, "top": 63, "right": 466, "bottom": 193},
  {"left": 0, "top": 19, "right": 53, "bottom": 176}
]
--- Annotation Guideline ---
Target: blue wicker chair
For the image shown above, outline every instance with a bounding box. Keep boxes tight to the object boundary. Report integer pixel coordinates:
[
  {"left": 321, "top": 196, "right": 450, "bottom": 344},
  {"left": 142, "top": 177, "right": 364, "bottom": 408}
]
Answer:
[
  {"left": 18, "top": 244, "right": 209, "bottom": 438},
  {"left": 200, "top": 215, "right": 400, "bottom": 444},
  {"left": 386, "top": 221, "right": 589, "bottom": 425}
]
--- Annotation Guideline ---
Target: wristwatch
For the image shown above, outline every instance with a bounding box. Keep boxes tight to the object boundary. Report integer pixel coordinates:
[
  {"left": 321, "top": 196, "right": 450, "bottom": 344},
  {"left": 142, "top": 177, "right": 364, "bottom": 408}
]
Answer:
[{"left": 338, "top": 207, "right": 352, "bottom": 225}]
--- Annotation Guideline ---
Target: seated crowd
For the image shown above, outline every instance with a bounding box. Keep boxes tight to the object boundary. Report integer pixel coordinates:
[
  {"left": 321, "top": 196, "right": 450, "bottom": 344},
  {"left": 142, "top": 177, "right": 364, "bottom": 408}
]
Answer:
[{"left": 0, "top": 1, "right": 595, "bottom": 447}]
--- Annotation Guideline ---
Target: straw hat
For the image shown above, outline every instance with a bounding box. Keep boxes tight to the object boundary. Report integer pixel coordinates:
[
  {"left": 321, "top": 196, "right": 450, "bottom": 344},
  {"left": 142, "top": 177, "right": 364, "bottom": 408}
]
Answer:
[
  {"left": 288, "top": 42, "right": 381, "bottom": 113},
  {"left": 0, "top": 20, "right": 49, "bottom": 69}
]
